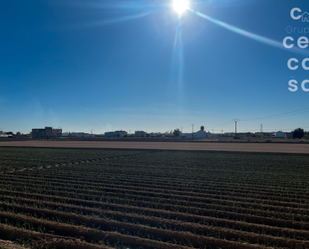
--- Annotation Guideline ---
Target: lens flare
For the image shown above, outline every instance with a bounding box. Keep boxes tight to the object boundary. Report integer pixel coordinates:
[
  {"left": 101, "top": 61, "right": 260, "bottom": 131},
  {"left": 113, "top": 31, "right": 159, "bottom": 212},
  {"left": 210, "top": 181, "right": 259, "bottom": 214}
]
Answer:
[
  {"left": 173, "top": 0, "right": 188, "bottom": 15},
  {"left": 189, "top": 8, "right": 309, "bottom": 56}
]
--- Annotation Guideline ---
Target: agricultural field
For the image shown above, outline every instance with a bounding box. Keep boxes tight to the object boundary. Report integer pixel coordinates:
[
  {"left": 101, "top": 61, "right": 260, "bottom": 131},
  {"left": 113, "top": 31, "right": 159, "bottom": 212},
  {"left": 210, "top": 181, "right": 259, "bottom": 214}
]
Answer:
[{"left": 0, "top": 147, "right": 309, "bottom": 248}]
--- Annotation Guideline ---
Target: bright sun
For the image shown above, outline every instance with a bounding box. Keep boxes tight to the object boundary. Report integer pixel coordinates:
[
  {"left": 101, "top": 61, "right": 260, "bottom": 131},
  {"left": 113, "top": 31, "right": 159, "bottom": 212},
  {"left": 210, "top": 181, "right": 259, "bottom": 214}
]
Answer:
[{"left": 173, "top": 0, "right": 189, "bottom": 15}]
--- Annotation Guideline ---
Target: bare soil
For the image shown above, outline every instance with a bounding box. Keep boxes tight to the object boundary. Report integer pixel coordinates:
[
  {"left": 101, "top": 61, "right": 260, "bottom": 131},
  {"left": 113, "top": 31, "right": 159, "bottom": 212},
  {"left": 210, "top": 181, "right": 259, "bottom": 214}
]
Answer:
[
  {"left": 0, "top": 240, "right": 27, "bottom": 249},
  {"left": 0, "top": 140, "right": 309, "bottom": 154}
]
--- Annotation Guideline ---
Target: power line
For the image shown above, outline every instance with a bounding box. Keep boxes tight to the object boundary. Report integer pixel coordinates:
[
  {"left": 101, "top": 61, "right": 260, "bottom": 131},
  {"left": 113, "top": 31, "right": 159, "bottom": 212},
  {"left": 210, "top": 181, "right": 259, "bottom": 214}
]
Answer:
[
  {"left": 241, "top": 107, "right": 309, "bottom": 122},
  {"left": 212, "top": 120, "right": 234, "bottom": 128}
]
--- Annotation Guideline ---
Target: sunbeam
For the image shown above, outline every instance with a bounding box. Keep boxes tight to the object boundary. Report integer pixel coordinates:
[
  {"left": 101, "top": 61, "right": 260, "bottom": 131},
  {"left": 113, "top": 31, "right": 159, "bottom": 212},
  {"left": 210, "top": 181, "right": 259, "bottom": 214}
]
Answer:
[
  {"left": 67, "top": 0, "right": 168, "bottom": 11},
  {"left": 170, "top": 17, "right": 184, "bottom": 113},
  {"left": 189, "top": 8, "right": 309, "bottom": 56},
  {"left": 61, "top": 0, "right": 164, "bottom": 29},
  {"left": 82, "top": 11, "right": 155, "bottom": 27}
]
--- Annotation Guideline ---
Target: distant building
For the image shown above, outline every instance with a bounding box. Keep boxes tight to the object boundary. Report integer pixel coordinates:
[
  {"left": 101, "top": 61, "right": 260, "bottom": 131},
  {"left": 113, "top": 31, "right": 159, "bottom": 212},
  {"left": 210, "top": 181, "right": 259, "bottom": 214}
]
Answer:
[
  {"left": 262, "top": 132, "right": 274, "bottom": 137},
  {"left": 274, "top": 131, "right": 285, "bottom": 138},
  {"left": 182, "top": 130, "right": 212, "bottom": 138},
  {"left": 32, "top": 127, "right": 62, "bottom": 139},
  {"left": 0, "top": 131, "right": 10, "bottom": 138},
  {"left": 223, "top": 133, "right": 235, "bottom": 137},
  {"left": 135, "top": 131, "right": 147, "bottom": 137},
  {"left": 68, "top": 132, "right": 94, "bottom": 138},
  {"left": 285, "top": 132, "right": 293, "bottom": 139},
  {"left": 104, "top": 130, "right": 127, "bottom": 137},
  {"left": 150, "top": 132, "right": 164, "bottom": 137}
]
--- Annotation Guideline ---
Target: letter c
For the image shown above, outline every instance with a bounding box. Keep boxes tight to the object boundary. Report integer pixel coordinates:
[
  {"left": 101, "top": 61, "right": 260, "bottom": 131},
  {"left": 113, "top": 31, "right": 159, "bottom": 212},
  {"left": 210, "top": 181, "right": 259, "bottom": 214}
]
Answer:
[
  {"left": 301, "top": 80, "right": 309, "bottom": 92},
  {"left": 288, "top": 58, "right": 299, "bottom": 70},
  {"left": 283, "top": 36, "right": 294, "bottom": 49},
  {"left": 291, "top": 7, "right": 302, "bottom": 20},
  {"left": 302, "top": 58, "right": 309, "bottom": 70}
]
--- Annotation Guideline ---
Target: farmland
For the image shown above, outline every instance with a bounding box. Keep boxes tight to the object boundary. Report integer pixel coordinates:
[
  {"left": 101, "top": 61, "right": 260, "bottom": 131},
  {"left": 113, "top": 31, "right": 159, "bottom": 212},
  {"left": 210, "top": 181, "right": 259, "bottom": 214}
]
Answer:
[{"left": 0, "top": 147, "right": 309, "bottom": 248}]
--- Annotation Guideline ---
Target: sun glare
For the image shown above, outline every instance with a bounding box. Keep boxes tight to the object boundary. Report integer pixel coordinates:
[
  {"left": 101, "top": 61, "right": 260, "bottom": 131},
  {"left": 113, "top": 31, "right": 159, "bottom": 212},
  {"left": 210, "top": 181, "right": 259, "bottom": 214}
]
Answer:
[{"left": 173, "top": 0, "right": 188, "bottom": 15}]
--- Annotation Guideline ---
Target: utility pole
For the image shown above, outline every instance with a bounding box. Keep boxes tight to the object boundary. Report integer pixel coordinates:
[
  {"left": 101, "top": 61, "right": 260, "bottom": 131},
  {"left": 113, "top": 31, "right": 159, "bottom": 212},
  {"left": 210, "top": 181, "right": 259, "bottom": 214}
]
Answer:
[
  {"left": 260, "top": 124, "right": 263, "bottom": 137},
  {"left": 233, "top": 119, "right": 239, "bottom": 135},
  {"left": 181, "top": 127, "right": 183, "bottom": 133}
]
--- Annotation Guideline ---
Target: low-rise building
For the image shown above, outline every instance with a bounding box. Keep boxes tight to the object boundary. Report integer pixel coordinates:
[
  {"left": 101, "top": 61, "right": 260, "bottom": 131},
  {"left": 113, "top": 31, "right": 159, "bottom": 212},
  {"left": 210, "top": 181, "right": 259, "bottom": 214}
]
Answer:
[
  {"left": 32, "top": 127, "right": 62, "bottom": 139},
  {"left": 70, "top": 132, "right": 94, "bottom": 138},
  {"left": 223, "top": 133, "right": 235, "bottom": 137},
  {"left": 274, "top": 131, "right": 286, "bottom": 138},
  {"left": 62, "top": 132, "right": 94, "bottom": 137},
  {"left": 135, "top": 131, "right": 147, "bottom": 137},
  {"left": 150, "top": 132, "right": 164, "bottom": 137},
  {"left": 104, "top": 130, "right": 127, "bottom": 137},
  {"left": 285, "top": 132, "right": 293, "bottom": 139},
  {"left": 182, "top": 130, "right": 212, "bottom": 138}
]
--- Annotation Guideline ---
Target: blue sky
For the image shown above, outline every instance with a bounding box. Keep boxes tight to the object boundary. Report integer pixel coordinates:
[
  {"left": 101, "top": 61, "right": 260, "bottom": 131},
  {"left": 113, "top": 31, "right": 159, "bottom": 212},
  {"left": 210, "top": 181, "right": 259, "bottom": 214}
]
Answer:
[{"left": 1, "top": 0, "right": 309, "bottom": 134}]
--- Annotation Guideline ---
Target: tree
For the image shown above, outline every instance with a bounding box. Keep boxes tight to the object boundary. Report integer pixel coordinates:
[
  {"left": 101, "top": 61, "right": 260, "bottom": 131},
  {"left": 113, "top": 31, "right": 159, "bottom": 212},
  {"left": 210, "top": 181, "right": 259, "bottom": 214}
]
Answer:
[
  {"left": 201, "top": 126, "right": 204, "bottom": 131},
  {"left": 292, "top": 128, "right": 304, "bottom": 139},
  {"left": 173, "top": 129, "right": 180, "bottom": 137}
]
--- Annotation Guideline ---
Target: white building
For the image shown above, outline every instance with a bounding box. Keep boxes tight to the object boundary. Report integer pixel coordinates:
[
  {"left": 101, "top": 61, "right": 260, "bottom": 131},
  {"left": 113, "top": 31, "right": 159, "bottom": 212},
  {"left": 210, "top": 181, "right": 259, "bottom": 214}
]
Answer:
[
  {"left": 0, "top": 131, "right": 9, "bottom": 137},
  {"left": 274, "top": 131, "right": 285, "bottom": 138},
  {"left": 104, "top": 130, "right": 127, "bottom": 137},
  {"left": 182, "top": 130, "right": 212, "bottom": 138}
]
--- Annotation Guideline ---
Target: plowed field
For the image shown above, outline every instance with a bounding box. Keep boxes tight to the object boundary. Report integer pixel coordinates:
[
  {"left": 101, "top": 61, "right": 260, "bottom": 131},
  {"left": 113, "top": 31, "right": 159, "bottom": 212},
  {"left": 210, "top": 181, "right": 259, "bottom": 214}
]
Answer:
[{"left": 0, "top": 147, "right": 308, "bottom": 249}]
